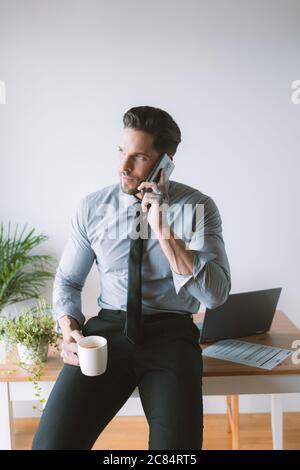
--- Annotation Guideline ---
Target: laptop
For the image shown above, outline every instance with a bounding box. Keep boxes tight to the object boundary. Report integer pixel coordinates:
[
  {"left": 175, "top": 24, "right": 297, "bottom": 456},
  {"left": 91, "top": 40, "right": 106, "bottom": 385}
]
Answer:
[{"left": 196, "top": 288, "right": 282, "bottom": 343}]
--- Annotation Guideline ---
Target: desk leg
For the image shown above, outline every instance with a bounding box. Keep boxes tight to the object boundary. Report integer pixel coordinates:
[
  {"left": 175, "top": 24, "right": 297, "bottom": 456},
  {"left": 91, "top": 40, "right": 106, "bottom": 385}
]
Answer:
[
  {"left": 226, "top": 395, "right": 240, "bottom": 450},
  {"left": 0, "top": 382, "right": 13, "bottom": 450},
  {"left": 271, "top": 394, "right": 283, "bottom": 450}
]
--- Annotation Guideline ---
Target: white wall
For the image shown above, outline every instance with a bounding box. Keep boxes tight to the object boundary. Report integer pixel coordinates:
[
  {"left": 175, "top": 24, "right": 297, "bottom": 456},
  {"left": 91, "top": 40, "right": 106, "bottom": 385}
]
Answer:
[{"left": 1, "top": 0, "right": 300, "bottom": 417}]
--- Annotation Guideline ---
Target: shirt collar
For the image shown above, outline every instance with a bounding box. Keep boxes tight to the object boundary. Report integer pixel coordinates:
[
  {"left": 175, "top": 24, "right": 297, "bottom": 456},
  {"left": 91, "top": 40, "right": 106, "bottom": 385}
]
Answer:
[{"left": 118, "top": 179, "right": 171, "bottom": 209}]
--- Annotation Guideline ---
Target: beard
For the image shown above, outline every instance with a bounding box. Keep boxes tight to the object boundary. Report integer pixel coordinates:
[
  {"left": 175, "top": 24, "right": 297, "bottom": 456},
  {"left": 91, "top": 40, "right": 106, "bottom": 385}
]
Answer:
[
  {"left": 121, "top": 184, "right": 139, "bottom": 195},
  {"left": 120, "top": 176, "right": 140, "bottom": 195}
]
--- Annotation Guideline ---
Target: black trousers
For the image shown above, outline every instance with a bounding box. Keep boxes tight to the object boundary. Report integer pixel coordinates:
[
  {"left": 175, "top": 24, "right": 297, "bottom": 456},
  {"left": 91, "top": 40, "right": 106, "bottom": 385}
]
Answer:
[{"left": 32, "top": 309, "right": 203, "bottom": 450}]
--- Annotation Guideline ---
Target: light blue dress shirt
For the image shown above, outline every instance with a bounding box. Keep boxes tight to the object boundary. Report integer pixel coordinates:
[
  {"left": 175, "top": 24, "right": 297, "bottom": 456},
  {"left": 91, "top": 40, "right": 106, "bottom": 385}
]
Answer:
[{"left": 52, "top": 179, "right": 231, "bottom": 329}]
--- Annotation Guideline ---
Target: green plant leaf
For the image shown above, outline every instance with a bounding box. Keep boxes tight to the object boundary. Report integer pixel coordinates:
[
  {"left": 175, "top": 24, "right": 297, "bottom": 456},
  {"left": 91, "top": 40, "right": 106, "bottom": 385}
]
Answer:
[{"left": 0, "top": 223, "right": 55, "bottom": 312}]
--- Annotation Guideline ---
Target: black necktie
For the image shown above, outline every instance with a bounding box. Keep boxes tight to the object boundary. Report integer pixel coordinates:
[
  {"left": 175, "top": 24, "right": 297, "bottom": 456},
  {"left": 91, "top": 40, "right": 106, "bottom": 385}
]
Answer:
[{"left": 123, "top": 203, "right": 146, "bottom": 345}]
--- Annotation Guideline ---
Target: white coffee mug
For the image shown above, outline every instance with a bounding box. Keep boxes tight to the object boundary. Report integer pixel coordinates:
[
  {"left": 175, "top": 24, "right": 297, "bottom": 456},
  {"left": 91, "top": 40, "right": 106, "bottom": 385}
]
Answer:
[{"left": 78, "top": 335, "right": 108, "bottom": 376}]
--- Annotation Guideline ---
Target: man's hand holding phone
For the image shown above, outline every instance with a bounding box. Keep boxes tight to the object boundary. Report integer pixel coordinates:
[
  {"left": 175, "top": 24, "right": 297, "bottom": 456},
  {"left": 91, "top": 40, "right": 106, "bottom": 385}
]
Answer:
[{"left": 137, "top": 168, "right": 170, "bottom": 233}]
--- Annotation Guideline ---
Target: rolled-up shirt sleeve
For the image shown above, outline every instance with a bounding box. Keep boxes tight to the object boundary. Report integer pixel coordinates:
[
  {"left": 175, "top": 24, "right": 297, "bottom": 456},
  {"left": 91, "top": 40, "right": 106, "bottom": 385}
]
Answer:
[
  {"left": 171, "top": 196, "right": 231, "bottom": 309},
  {"left": 52, "top": 197, "right": 96, "bottom": 330}
]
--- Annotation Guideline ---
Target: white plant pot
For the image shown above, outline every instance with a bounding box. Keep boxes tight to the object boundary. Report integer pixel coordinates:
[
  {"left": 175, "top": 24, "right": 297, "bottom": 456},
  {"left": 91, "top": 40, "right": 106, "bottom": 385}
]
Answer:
[{"left": 17, "top": 342, "right": 49, "bottom": 365}]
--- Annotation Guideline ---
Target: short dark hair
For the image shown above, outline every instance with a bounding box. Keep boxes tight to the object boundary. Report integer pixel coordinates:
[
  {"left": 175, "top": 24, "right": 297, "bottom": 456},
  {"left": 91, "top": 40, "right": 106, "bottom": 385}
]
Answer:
[{"left": 123, "top": 105, "right": 181, "bottom": 156}]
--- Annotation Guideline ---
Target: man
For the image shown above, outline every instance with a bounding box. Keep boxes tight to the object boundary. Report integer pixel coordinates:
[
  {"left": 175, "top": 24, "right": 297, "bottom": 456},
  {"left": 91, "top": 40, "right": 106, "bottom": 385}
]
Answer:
[{"left": 32, "top": 106, "right": 231, "bottom": 450}]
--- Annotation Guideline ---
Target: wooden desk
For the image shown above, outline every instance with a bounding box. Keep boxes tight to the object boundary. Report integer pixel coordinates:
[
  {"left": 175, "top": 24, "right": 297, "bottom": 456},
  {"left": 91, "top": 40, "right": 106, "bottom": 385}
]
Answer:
[{"left": 1, "top": 310, "right": 299, "bottom": 450}]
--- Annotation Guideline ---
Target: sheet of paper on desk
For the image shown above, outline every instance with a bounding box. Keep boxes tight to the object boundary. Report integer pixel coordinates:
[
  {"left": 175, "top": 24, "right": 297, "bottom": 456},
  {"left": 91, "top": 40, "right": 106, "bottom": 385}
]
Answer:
[{"left": 202, "top": 339, "right": 293, "bottom": 370}]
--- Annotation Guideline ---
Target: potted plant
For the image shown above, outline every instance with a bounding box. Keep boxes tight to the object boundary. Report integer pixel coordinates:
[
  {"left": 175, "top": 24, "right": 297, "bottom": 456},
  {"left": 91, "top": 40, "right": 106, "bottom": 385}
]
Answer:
[
  {"left": 0, "top": 298, "right": 62, "bottom": 412},
  {"left": 0, "top": 222, "right": 54, "bottom": 361},
  {"left": 2, "top": 297, "right": 61, "bottom": 365}
]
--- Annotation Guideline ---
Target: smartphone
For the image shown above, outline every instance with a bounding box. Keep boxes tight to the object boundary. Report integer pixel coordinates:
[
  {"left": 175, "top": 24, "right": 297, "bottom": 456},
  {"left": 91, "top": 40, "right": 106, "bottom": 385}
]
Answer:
[{"left": 146, "top": 153, "right": 175, "bottom": 184}]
